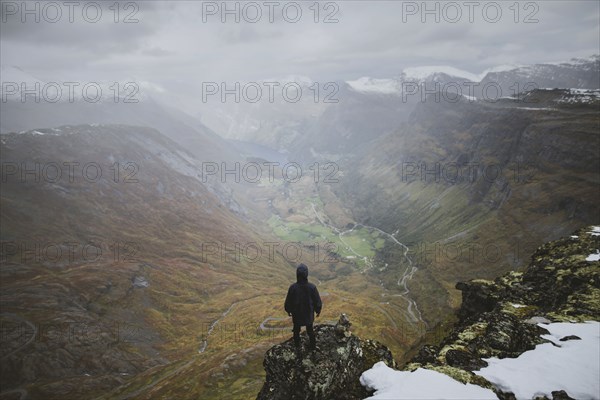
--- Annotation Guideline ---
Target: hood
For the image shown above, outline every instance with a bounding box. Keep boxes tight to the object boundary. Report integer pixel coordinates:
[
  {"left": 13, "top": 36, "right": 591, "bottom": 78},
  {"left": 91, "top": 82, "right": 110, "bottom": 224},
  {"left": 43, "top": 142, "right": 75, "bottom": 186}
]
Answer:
[{"left": 296, "top": 264, "right": 308, "bottom": 283}]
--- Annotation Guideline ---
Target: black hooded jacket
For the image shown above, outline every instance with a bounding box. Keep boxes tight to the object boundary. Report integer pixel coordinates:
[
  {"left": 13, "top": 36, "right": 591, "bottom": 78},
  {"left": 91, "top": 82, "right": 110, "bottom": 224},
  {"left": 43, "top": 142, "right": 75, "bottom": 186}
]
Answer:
[{"left": 284, "top": 264, "right": 322, "bottom": 326}]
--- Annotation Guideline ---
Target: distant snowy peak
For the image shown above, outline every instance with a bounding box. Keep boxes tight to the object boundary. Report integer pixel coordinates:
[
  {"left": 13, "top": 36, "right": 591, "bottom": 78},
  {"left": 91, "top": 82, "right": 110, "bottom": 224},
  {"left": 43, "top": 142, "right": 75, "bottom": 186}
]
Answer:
[
  {"left": 347, "top": 66, "right": 489, "bottom": 95},
  {"left": 401, "top": 65, "right": 481, "bottom": 82},
  {"left": 348, "top": 55, "right": 599, "bottom": 95},
  {"left": 346, "top": 66, "right": 482, "bottom": 95},
  {"left": 346, "top": 77, "right": 402, "bottom": 94},
  {"left": 481, "top": 56, "right": 600, "bottom": 89}
]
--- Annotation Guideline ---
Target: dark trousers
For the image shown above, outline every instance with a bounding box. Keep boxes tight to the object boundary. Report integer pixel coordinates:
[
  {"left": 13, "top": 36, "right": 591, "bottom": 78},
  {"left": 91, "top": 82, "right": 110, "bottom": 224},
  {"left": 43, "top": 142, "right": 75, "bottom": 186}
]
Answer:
[{"left": 293, "top": 324, "right": 315, "bottom": 348}]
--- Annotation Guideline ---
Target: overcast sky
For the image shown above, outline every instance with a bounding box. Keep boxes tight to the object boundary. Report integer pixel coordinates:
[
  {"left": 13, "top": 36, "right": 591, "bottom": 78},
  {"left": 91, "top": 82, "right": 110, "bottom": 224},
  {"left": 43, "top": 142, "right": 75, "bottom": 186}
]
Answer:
[{"left": 1, "top": 0, "right": 599, "bottom": 87}]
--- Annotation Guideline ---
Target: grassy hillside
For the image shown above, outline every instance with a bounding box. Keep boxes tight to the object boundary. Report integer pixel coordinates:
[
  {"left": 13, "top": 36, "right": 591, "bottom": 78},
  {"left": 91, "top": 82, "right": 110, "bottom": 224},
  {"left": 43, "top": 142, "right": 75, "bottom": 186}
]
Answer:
[
  {"left": 0, "top": 125, "right": 427, "bottom": 400},
  {"left": 334, "top": 91, "right": 600, "bottom": 326}
]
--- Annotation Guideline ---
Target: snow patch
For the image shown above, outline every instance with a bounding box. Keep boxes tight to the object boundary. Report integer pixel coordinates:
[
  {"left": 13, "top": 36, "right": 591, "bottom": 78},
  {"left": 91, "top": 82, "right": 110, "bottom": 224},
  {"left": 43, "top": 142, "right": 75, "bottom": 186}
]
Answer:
[
  {"left": 360, "top": 362, "right": 496, "bottom": 399},
  {"left": 556, "top": 89, "right": 600, "bottom": 104},
  {"left": 402, "top": 66, "right": 480, "bottom": 82},
  {"left": 586, "top": 251, "right": 600, "bottom": 262},
  {"left": 346, "top": 77, "right": 401, "bottom": 94},
  {"left": 476, "top": 321, "right": 600, "bottom": 400},
  {"left": 588, "top": 226, "right": 600, "bottom": 236}
]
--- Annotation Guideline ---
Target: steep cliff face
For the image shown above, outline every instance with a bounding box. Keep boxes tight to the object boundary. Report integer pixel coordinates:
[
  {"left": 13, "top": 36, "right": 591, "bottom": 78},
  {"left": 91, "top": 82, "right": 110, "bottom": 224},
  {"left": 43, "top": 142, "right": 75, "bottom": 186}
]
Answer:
[{"left": 257, "top": 315, "right": 396, "bottom": 400}]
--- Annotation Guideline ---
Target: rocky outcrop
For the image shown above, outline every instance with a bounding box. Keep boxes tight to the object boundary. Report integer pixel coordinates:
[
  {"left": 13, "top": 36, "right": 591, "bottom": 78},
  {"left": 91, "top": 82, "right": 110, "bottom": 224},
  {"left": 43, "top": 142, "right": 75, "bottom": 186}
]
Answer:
[
  {"left": 257, "top": 314, "right": 396, "bottom": 400},
  {"left": 406, "top": 225, "right": 600, "bottom": 399},
  {"left": 454, "top": 225, "right": 600, "bottom": 325}
]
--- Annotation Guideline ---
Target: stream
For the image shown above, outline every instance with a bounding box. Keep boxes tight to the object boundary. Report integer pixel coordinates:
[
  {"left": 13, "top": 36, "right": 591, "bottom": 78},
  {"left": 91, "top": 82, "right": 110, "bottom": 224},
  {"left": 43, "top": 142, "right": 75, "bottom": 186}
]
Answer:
[
  {"left": 311, "top": 203, "right": 424, "bottom": 325},
  {"left": 198, "top": 302, "right": 239, "bottom": 354},
  {"left": 197, "top": 202, "right": 425, "bottom": 355}
]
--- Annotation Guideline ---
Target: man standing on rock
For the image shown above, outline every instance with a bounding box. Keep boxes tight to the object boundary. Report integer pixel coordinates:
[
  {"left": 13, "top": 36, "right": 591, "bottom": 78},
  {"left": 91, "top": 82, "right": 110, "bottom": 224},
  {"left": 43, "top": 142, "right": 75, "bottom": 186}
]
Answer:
[{"left": 285, "top": 263, "right": 322, "bottom": 351}]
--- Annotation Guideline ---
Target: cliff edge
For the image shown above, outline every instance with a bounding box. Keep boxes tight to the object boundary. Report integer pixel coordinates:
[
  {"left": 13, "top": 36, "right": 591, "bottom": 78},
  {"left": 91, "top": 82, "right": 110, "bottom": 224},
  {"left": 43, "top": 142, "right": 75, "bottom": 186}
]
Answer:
[
  {"left": 256, "top": 314, "right": 395, "bottom": 400},
  {"left": 258, "top": 226, "right": 599, "bottom": 399}
]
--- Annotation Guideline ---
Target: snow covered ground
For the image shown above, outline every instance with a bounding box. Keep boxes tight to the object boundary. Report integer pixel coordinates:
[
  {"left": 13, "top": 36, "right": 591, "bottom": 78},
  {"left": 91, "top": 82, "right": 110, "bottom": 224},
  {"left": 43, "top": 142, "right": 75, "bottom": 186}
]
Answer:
[
  {"left": 361, "top": 321, "right": 600, "bottom": 399},
  {"left": 587, "top": 251, "right": 600, "bottom": 262},
  {"left": 360, "top": 362, "right": 496, "bottom": 399},
  {"left": 476, "top": 321, "right": 600, "bottom": 399},
  {"left": 556, "top": 88, "right": 600, "bottom": 104}
]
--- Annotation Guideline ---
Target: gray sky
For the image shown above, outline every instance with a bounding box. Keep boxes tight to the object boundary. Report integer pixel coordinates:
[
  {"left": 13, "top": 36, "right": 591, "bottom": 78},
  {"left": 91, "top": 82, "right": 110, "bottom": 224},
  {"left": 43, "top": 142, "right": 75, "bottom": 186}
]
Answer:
[{"left": 1, "top": 0, "right": 599, "bottom": 87}]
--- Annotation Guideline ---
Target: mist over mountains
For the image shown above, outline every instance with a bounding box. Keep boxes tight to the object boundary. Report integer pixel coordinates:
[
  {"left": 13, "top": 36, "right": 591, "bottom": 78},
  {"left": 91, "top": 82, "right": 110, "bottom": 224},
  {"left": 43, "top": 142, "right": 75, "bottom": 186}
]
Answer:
[
  {"left": 1, "top": 1, "right": 599, "bottom": 398},
  {"left": 3, "top": 55, "right": 598, "bottom": 159},
  {"left": 2, "top": 53, "right": 599, "bottom": 399}
]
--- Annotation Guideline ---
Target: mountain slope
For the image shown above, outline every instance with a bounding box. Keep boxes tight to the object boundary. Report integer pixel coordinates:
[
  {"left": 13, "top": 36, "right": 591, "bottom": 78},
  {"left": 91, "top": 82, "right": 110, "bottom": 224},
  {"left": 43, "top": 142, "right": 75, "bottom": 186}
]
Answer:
[
  {"left": 195, "top": 56, "right": 600, "bottom": 160},
  {"left": 0, "top": 124, "right": 294, "bottom": 399},
  {"left": 395, "top": 225, "right": 600, "bottom": 399},
  {"left": 333, "top": 89, "right": 600, "bottom": 325},
  {"left": 0, "top": 97, "right": 239, "bottom": 164}
]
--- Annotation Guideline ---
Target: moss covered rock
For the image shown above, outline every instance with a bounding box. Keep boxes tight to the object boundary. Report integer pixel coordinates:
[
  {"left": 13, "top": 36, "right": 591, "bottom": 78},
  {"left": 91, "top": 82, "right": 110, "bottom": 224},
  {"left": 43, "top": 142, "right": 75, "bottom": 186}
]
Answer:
[
  {"left": 406, "top": 225, "right": 600, "bottom": 399},
  {"left": 257, "top": 316, "right": 395, "bottom": 400}
]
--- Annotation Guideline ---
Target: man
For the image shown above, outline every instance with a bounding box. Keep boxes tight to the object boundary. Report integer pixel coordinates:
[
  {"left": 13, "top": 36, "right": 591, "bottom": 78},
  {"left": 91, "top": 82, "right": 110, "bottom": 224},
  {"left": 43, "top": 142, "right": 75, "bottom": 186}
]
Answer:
[{"left": 284, "top": 263, "right": 322, "bottom": 351}]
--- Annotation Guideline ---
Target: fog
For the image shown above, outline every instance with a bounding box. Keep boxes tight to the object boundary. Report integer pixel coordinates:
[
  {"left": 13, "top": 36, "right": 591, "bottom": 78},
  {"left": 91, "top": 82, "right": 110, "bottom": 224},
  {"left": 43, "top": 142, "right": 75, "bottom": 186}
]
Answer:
[
  {"left": 1, "top": 2, "right": 599, "bottom": 399},
  {"left": 2, "top": 1, "right": 598, "bottom": 89}
]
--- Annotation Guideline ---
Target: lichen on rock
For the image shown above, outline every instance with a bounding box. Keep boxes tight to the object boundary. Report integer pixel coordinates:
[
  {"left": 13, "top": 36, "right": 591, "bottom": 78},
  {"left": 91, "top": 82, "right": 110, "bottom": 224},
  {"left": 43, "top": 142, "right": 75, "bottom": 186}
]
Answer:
[
  {"left": 257, "top": 227, "right": 599, "bottom": 400},
  {"left": 256, "top": 315, "right": 395, "bottom": 400},
  {"left": 405, "top": 225, "right": 600, "bottom": 399}
]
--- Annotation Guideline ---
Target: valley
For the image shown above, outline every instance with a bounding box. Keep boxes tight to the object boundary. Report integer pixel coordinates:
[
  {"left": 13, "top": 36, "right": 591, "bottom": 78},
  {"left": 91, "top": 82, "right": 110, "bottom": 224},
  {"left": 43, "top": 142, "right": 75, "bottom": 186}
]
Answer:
[
  {"left": 0, "top": 125, "right": 431, "bottom": 400},
  {"left": 1, "top": 57, "right": 599, "bottom": 399}
]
